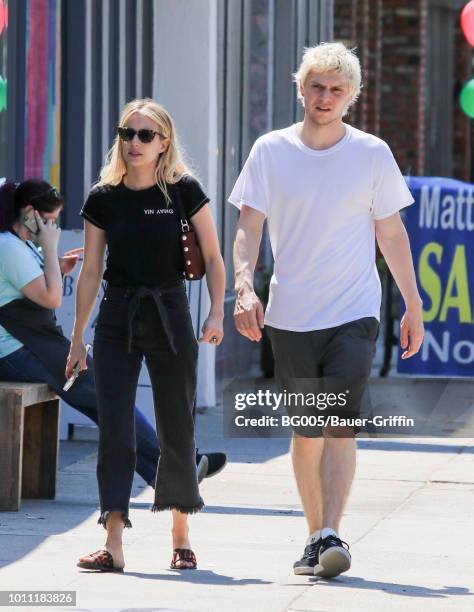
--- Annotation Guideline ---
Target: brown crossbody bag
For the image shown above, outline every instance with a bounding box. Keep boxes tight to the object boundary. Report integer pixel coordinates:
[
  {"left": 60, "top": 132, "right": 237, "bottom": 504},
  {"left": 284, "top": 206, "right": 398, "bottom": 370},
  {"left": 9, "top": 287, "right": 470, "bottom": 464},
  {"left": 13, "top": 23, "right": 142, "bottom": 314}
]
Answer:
[{"left": 173, "top": 183, "right": 205, "bottom": 280}]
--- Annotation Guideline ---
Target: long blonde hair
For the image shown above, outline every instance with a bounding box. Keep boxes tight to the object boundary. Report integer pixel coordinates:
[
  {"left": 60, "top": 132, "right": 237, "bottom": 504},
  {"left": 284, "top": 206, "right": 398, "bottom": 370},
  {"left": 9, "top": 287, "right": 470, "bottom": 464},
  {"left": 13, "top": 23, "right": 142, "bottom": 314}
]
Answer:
[{"left": 97, "top": 98, "right": 192, "bottom": 202}]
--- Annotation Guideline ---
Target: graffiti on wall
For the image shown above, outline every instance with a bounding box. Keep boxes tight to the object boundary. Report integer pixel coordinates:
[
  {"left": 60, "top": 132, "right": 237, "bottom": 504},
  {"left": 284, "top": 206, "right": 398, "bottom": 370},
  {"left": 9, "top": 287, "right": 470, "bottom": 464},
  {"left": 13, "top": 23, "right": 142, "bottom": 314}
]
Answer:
[
  {"left": 25, "top": 0, "right": 61, "bottom": 186},
  {"left": 0, "top": 1, "right": 7, "bottom": 113}
]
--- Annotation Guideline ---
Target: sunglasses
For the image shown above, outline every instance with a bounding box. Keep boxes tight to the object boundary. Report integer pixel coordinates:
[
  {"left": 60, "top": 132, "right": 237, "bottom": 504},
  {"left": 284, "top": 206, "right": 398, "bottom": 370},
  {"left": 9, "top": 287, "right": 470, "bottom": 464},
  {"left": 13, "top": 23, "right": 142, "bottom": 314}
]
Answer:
[{"left": 117, "top": 127, "right": 163, "bottom": 144}]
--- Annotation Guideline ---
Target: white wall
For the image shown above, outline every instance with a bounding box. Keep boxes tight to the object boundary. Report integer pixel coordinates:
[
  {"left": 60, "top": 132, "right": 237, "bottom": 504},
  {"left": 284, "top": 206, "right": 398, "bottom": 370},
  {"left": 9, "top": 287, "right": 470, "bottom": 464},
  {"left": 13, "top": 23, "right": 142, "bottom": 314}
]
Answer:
[{"left": 153, "top": 0, "right": 219, "bottom": 409}]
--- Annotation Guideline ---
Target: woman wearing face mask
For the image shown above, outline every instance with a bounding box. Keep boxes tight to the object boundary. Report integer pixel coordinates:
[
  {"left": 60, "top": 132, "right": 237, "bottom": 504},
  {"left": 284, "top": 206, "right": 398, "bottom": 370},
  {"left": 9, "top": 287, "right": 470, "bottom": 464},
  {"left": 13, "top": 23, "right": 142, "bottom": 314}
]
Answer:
[{"left": 68, "top": 98, "right": 225, "bottom": 572}]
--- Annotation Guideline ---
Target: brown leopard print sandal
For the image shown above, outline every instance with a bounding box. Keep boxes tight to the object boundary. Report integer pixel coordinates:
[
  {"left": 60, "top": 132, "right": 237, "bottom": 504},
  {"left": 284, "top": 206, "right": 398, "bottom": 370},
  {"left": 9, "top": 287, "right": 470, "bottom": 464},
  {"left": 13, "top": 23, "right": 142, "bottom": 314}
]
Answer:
[
  {"left": 170, "top": 548, "right": 197, "bottom": 570},
  {"left": 77, "top": 549, "right": 124, "bottom": 572}
]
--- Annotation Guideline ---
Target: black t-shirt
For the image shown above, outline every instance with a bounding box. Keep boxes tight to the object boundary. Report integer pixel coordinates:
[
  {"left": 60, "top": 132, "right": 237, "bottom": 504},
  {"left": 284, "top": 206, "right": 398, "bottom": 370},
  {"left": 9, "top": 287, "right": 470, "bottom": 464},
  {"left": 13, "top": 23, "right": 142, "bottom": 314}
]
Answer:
[{"left": 80, "top": 175, "right": 209, "bottom": 287}]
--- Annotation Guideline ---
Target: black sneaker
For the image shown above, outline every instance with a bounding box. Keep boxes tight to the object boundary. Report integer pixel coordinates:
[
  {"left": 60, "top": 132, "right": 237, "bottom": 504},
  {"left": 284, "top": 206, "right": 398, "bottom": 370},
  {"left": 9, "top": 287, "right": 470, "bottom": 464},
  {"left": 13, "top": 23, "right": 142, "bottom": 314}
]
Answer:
[
  {"left": 196, "top": 451, "right": 227, "bottom": 482},
  {"left": 314, "top": 534, "right": 351, "bottom": 578},
  {"left": 293, "top": 538, "right": 322, "bottom": 575},
  {"left": 196, "top": 453, "right": 209, "bottom": 484},
  {"left": 204, "top": 452, "right": 227, "bottom": 478}
]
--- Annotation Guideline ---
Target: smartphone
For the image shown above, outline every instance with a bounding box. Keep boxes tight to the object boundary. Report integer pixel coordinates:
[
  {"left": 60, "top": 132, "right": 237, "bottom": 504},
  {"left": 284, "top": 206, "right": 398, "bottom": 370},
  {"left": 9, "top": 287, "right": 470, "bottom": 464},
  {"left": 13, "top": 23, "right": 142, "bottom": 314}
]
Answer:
[
  {"left": 63, "top": 344, "right": 92, "bottom": 391},
  {"left": 21, "top": 210, "right": 39, "bottom": 234}
]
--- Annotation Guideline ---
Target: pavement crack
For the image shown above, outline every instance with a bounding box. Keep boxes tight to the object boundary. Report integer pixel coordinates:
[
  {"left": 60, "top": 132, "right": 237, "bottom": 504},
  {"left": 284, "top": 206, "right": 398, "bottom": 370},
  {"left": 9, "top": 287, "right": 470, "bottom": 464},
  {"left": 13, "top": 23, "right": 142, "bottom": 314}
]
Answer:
[
  {"left": 428, "top": 479, "right": 474, "bottom": 485},
  {"left": 352, "top": 479, "right": 428, "bottom": 546},
  {"left": 357, "top": 477, "right": 474, "bottom": 485}
]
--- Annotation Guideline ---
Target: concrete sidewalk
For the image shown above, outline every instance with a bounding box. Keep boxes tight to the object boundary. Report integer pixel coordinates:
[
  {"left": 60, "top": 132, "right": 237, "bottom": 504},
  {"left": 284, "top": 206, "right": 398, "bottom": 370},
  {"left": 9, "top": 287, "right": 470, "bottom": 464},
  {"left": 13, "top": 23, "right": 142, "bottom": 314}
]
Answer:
[{"left": 1, "top": 401, "right": 474, "bottom": 612}]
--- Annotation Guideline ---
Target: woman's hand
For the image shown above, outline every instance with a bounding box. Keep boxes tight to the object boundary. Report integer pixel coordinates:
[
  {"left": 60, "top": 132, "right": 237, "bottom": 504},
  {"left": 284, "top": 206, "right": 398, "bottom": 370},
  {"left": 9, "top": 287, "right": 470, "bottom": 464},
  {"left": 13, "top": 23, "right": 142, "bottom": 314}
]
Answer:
[
  {"left": 65, "top": 340, "right": 88, "bottom": 379},
  {"left": 198, "top": 313, "right": 224, "bottom": 346},
  {"left": 34, "top": 211, "right": 61, "bottom": 252},
  {"left": 59, "top": 247, "right": 84, "bottom": 275}
]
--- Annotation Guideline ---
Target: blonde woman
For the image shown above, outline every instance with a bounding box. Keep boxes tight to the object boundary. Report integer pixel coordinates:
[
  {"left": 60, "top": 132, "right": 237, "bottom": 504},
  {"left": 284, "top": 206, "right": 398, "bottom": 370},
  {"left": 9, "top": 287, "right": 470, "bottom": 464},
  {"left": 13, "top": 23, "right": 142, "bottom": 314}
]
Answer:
[{"left": 67, "top": 99, "right": 225, "bottom": 572}]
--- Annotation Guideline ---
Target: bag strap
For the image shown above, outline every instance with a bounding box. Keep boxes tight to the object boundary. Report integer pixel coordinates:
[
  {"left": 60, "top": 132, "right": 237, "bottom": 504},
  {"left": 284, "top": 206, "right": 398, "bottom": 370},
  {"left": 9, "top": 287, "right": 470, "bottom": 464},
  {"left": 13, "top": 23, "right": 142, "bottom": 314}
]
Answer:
[{"left": 172, "top": 183, "right": 190, "bottom": 233}]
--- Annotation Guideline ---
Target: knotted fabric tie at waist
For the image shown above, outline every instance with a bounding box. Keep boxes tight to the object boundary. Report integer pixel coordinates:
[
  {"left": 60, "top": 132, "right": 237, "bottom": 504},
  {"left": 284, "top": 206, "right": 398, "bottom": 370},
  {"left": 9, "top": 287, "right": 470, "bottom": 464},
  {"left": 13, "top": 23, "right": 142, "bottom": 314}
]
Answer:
[{"left": 120, "top": 283, "right": 185, "bottom": 355}]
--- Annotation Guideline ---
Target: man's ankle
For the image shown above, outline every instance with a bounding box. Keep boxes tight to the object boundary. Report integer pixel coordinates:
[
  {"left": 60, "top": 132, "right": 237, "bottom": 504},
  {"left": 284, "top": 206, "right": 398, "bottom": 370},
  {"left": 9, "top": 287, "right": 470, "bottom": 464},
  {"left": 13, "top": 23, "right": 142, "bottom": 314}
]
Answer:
[
  {"left": 320, "top": 526, "right": 339, "bottom": 539},
  {"left": 306, "top": 528, "right": 322, "bottom": 544}
]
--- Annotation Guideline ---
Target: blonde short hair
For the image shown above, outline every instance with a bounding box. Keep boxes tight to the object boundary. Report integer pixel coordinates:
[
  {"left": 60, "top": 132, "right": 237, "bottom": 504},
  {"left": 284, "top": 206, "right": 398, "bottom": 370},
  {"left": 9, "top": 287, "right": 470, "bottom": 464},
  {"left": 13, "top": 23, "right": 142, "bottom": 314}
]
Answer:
[
  {"left": 293, "top": 42, "right": 362, "bottom": 110},
  {"left": 97, "top": 98, "right": 192, "bottom": 203}
]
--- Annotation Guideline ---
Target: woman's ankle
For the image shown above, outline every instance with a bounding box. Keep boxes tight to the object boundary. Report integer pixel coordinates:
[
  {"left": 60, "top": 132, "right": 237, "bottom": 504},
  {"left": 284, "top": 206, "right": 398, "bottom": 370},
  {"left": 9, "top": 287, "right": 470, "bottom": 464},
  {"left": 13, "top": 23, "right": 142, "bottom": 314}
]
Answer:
[
  {"left": 171, "top": 526, "right": 190, "bottom": 546},
  {"left": 171, "top": 526, "right": 189, "bottom": 538}
]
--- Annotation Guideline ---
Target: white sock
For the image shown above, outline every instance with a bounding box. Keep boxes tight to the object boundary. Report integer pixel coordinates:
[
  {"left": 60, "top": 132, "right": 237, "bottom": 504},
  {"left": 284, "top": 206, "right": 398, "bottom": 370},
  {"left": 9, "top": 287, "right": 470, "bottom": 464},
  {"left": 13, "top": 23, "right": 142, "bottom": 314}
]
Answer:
[
  {"left": 320, "top": 527, "right": 338, "bottom": 539},
  {"left": 306, "top": 529, "right": 322, "bottom": 545}
]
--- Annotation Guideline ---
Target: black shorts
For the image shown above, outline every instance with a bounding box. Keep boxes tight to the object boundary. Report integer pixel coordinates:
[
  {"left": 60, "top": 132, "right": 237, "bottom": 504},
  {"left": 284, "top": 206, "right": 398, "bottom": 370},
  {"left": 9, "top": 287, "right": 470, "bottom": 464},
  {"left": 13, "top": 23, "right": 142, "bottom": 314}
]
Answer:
[{"left": 266, "top": 317, "right": 379, "bottom": 437}]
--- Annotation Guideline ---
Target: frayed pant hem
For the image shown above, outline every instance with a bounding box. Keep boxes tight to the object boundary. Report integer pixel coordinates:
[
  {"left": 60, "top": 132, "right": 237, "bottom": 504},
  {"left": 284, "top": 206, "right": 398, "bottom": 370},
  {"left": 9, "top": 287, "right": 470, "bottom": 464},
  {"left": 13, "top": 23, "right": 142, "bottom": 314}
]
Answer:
[
  {"left": 98, "top": 509, "right": 132, "bottom": 529},
  {"left": 151, "top": 499, "right": 204, "bottom": 515}
]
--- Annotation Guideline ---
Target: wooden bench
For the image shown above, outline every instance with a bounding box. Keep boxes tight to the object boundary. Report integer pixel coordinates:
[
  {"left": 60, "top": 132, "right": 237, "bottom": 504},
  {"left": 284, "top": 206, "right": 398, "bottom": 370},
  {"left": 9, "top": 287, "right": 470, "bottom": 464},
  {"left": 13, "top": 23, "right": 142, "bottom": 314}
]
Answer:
[{"left": 0, "top": 382, "right": 60, "bottom": 511}]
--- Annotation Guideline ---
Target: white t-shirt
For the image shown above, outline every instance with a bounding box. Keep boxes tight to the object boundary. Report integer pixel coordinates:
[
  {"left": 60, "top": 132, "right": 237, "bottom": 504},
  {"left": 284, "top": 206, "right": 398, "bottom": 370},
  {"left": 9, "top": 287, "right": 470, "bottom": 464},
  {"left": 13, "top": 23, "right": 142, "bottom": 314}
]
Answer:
[
  {"left": 228, "top": 122, "right": 414, "bottom": 332},
  {"left": 0, "top": 232, "right": 44, "bottom": 357}
]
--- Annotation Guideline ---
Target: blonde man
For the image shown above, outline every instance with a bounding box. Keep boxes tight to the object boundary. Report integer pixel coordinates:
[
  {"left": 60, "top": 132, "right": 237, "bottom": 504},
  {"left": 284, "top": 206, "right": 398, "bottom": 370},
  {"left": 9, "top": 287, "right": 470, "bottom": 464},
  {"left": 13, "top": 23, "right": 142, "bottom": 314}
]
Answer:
[{"left": 229, "top": 42, "right": 423, "bottom": 578}]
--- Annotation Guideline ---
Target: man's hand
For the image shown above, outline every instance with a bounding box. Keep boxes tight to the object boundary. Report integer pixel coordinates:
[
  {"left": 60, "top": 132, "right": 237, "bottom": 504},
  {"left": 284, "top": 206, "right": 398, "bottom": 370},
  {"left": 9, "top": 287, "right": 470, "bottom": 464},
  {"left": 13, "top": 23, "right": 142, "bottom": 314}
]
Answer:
[
  {"left": 59, "top": 247, "right": 84, "bottom": 275},
  {"left": 400, "top": 302, "right": 424, "bottom": 359},
  {"left": 234, "top": 289, "right": 265, "bottom": 341}
]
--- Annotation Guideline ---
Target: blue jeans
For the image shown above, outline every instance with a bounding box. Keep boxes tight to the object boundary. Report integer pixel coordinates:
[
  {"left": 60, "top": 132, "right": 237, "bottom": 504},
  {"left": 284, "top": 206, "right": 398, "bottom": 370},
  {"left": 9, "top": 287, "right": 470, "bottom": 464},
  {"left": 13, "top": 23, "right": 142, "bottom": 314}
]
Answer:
[{"left": 0, "top": 345, "right": 159, "bottom": 485}]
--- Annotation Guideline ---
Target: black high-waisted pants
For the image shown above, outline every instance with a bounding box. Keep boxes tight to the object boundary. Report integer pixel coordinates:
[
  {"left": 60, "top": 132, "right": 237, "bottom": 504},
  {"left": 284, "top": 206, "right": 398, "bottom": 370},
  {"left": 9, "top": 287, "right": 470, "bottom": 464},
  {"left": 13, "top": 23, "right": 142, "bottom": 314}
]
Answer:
[{"left": 93, "top": 281, "right": 204, "bottom": 528}]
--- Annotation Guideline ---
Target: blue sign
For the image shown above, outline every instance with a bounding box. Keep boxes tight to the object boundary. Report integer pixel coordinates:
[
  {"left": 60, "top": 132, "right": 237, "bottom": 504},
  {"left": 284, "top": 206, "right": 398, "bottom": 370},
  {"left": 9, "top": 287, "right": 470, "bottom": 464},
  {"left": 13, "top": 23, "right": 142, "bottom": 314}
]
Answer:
[{"left": 397, "top": 177, "right": 474, "bottom": 376}]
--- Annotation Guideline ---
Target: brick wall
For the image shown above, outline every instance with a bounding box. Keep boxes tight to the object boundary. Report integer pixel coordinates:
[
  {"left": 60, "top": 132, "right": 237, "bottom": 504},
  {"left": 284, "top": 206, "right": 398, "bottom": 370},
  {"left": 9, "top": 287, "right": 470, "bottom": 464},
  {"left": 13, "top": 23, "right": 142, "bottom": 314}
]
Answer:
[{"left": 334, "top": 0, "right": 472, "bottom": 181}]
